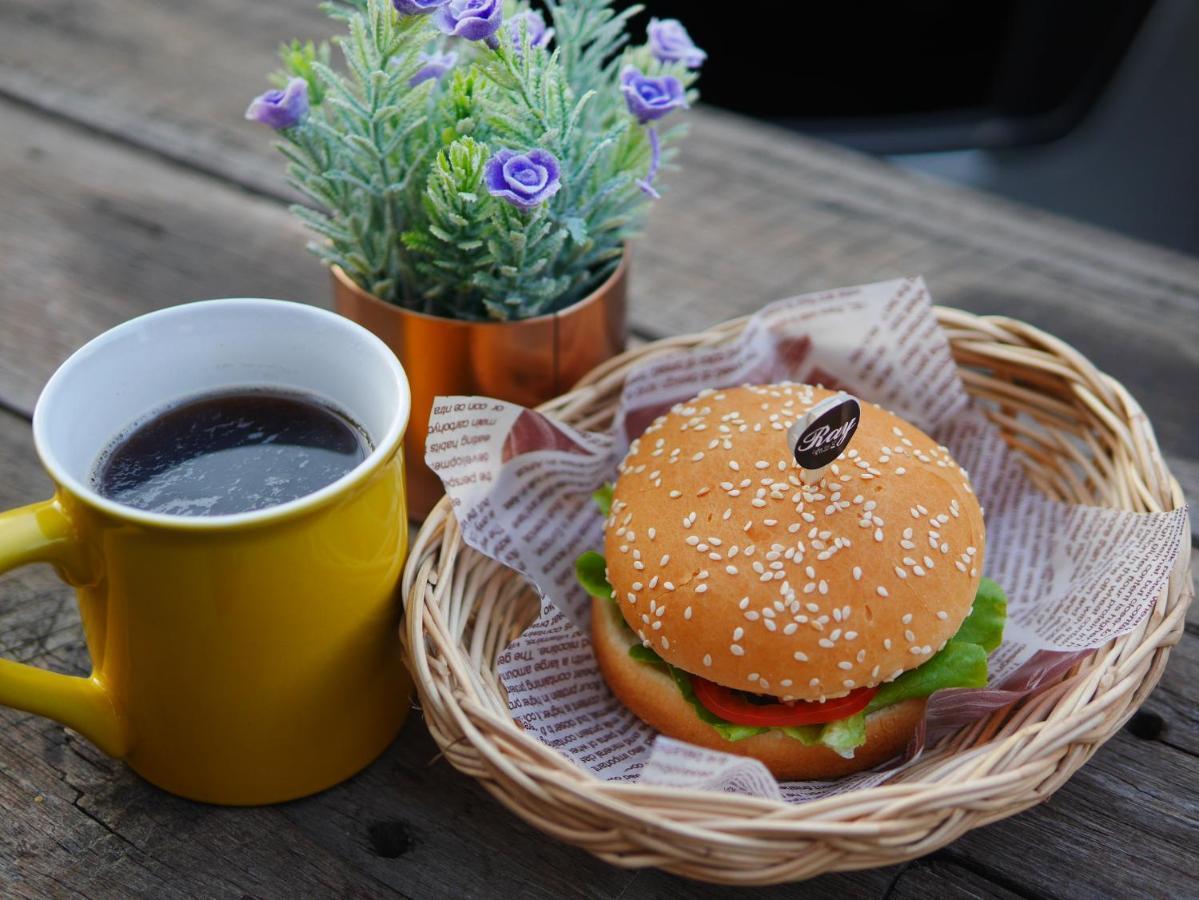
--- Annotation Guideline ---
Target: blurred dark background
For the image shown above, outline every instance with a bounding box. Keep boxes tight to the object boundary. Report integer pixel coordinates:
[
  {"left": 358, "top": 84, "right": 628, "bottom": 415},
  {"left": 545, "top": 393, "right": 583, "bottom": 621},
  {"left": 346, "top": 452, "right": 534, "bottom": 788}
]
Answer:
[{"left": 631, "top": 0, "right": 1199, "bottom": 255}]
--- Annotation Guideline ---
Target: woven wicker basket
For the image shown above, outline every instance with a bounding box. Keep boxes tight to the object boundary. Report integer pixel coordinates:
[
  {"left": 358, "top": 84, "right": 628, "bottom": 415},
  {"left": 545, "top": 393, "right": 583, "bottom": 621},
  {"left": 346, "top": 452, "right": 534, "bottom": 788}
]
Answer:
[{"left": 401, "top": 307, "right": 1192, "bottom": 885}]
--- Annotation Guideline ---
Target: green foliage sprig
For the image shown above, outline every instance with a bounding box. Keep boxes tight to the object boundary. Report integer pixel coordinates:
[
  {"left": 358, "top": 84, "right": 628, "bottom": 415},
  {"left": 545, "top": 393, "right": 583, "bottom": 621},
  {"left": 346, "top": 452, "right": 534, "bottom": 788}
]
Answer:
[{"left": 248, "top": 0, "right": 702, "bottom": 320}]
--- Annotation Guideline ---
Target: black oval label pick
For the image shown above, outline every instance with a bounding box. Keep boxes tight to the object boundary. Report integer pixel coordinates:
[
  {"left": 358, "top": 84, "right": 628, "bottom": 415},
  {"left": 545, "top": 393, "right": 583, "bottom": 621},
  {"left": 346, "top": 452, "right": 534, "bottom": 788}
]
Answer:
[{"left": 788, "top": 394, "right": 861, "bottom": 470}]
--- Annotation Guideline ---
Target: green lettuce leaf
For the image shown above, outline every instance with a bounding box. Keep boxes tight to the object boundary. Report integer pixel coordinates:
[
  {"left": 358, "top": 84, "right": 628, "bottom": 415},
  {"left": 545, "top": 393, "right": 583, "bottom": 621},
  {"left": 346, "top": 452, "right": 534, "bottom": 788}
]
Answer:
[
  {"left": 628, "top": 644, "right": 666, "bottom": 666},
  {"left": 952, "top": 576, "right": 1007, "bottom": 652},
  {"left": 818, "top": 712, "right": 867, "bottom": 758},
  {"left": 592, "top": 483, "right": 613, "bottom": 517},
  {"left": 866, "top": 640, "right": 989, "bottom": 714},
  {"left": 780, "top": 724, "right": 823, "bottom": 745},
  {"left": 575, "top": 550, "right": 613, "bottom": 600}
]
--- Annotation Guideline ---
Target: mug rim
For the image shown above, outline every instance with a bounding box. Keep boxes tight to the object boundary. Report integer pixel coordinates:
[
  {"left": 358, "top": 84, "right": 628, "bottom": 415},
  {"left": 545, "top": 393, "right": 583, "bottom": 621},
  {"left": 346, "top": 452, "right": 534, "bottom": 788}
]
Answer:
[{"left": 32, "top": 298, "right": 411, "bottom": 531}]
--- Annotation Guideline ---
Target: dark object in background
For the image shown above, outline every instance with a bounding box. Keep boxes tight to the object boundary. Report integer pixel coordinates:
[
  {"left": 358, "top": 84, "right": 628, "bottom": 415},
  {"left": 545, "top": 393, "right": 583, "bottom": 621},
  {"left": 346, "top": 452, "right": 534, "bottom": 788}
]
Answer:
[{"left": 632, "top": 0, "right": 1154, "bottom": 153}]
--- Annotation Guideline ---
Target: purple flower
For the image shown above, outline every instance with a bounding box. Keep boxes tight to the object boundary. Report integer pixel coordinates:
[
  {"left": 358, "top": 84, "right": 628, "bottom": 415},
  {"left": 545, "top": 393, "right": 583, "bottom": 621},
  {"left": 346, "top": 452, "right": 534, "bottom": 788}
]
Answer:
[
  {"left": 506, "top": 10, "right": 553, "bottom": 54},
  {"left": 619, "top": 66, "right": 687, "bottom": 124},
  {"left": 434, "top": 0, "right": 503, "bottom": 45},
  {"left": 244, "top": 77, "right": 309, "bottom": 130},
  {"left": 392, "top": 0, "right": 448, "bottom": 14},
  {"left": 410, "top": 49, "right": 458, "bottom": 86},
  {"left": 648, "top": 18, "right": 706, "bottom": 68},
  {"left": 484, "top": 148, "right": 561, "bottom": 209}
]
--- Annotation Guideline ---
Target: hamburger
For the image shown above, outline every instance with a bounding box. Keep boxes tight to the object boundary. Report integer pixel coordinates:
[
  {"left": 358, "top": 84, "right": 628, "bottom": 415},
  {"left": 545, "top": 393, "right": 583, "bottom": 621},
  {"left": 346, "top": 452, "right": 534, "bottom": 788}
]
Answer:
[{"left": 576, "top": 383, "right": 1006, "bottom": 779}]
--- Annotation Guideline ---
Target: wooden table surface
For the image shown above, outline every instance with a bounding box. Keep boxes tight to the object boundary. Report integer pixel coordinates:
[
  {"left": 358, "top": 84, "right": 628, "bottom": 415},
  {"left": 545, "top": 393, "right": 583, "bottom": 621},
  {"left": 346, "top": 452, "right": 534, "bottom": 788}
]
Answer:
[{"left": 1, "top": 2, "right": 1196, "bottom": 897}]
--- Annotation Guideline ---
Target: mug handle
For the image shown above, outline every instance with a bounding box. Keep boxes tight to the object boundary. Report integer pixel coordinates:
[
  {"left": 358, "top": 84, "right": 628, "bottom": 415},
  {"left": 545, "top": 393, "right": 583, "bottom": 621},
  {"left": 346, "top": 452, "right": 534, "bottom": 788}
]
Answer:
[{"left": 0, "top": 498, "right": 129, "bottom": 757}]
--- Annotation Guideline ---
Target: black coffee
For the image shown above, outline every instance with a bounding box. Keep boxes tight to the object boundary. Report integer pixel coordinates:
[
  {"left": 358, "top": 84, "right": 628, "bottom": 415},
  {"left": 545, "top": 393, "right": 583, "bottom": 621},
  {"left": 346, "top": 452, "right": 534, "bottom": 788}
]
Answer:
[{"left": 93, "top": 389, "right": 370, "bottom": 516}]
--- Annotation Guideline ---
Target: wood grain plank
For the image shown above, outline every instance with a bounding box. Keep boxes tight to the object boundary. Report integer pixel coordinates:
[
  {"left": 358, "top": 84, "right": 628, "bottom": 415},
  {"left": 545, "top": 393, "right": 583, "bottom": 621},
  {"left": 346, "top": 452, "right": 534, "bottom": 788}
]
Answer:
[
  {"left": 888, "top": 857, "right": 1029, "bottom": 899},
  {"left": 0, "top": 97, "right": 327, "bottom": 416},
  {"left": 934, "top": 729, "right": 1198, "bottom": 900},
  {"left": 0, "top": 410, "right": 898, "bottom": 898}
]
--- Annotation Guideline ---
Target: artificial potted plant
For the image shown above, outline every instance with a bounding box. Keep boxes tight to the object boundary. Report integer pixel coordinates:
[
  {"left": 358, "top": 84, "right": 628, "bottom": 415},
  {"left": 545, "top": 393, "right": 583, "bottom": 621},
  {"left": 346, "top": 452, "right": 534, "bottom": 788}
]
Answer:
[{"left": 247, "top": 0, "right": 704, "bottom": 515}]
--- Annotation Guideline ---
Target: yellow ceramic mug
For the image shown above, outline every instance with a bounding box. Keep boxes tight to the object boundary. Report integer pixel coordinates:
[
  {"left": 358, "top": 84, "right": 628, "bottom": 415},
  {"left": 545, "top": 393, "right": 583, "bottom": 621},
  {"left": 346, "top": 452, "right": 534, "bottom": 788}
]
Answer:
[{"left": 0, "top": 299, "right": 412, "bottom": 805}]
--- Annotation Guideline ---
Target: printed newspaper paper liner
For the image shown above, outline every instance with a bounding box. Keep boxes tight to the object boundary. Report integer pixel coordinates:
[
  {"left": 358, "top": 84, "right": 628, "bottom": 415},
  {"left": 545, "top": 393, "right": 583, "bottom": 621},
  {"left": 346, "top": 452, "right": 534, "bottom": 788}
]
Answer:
[{"left": 403, "top": 278, "right": 1191, "bottom": 881}]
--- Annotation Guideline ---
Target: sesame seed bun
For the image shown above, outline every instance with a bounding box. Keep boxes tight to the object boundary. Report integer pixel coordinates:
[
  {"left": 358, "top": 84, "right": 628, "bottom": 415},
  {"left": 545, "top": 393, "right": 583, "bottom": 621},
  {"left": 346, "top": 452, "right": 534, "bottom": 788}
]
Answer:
[
  {"left": 592, "top": 597, "right": 925, "bottom": 779},
  {"left": 604, "top": 384, "right": 984, "bottom": 702}
]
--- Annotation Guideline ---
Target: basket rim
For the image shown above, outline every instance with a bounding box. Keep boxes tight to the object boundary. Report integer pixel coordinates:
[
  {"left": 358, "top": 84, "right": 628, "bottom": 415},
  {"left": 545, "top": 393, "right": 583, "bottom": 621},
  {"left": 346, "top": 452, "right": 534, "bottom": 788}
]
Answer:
[{"left": 401, "top": 304, "right": 1192, "bottom": 882}]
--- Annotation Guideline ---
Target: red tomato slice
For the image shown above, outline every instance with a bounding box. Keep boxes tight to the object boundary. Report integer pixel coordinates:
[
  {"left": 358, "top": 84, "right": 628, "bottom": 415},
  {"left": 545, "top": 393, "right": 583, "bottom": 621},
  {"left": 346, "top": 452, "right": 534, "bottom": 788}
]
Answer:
[{"left": 691, "top": 676, "right": 878, "bottom": 726}]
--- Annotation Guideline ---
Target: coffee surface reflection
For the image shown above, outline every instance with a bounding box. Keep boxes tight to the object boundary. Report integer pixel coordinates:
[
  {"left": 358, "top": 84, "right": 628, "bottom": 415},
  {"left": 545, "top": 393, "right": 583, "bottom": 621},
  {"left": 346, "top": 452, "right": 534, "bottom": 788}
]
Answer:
[{"left": 93, "top": 389, "right": 370, "bottom": 516}]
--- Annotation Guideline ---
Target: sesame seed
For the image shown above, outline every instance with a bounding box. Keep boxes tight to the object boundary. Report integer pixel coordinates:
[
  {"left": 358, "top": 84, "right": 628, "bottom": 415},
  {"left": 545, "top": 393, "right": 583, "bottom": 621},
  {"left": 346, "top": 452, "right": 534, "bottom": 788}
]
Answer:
[
  {"left": 651, "top": 620, "right": 662, "bottom": 630},
  {"left": 663, "top": 581, "right": 675, "bottom": 591},
  {"left": 726, "top": 565, "right": 738, "bottom": 575},
  {"left": 703, "top": 654, "right": 712, "bottom": 667},
  {"left": 660, "top": 554, "right": 670, "bottom": 566},
  {"left": 936, "top": 610, "right": 949, "bottom": 620},
  {"left": 838, "top": 661, "right": 853, "bottom": 671},
  {"left": 819, "top": 639, "right": 835, "bottom": 649},
  {"left": 660, "top": 637, "right": 670, "bottom": 649},
  {"left": 923, "top": 556, "right": 935, "bottom": 568},
  {"left": 853, "top": 566, "right": 862, "bottom": 581},
  {"left": 913, "top": 566, "right": 926, "bottom": 576},
  {"left": 738, "top": 596, "right": 750, "bottom": 609},
  {"left": 902, "top": 614, "right": 913, "bottom": 624},
  {"left": 895, "top": 566, "right": 908, "bottom": 579},
  {"left": 729, "top": 461, "right": 740, "bottom": 471},
  {"left": 669, "top": 490, "right": 682, "bottom": 498},
  {"left": 695, "top": 584, "right": 708, "bottom": 594},
  {"left": 730, "top": 644, "right": 744, "bottom": 656},
  {"left": 794, "top": 651, "right": 809, "bottom": 662},
  {"left": 876, "top": 586, "right": 889, "bottom": 597},
  {"left": 874, "top": 528, "right": 884, "bottom": 542},
  {"left": 733, "top": 627, "right": 744, "bottom": 640},
  {"left": 818, "top": 580, "right": 829, "bottom": 595}
]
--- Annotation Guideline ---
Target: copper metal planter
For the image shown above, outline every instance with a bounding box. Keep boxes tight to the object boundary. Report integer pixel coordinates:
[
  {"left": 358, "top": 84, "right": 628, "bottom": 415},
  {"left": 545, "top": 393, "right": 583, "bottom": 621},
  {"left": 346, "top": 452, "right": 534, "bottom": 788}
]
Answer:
[{"left": 331, "top": 258, "right": 628, "bottom": 518}]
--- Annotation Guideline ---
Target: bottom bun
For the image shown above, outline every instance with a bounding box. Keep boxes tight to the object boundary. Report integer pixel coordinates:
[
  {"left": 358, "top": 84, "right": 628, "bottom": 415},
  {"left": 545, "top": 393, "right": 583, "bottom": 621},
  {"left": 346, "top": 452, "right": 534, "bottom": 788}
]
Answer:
[{"left": 592, "top": 599, "right": 925, "bottom": 780}]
